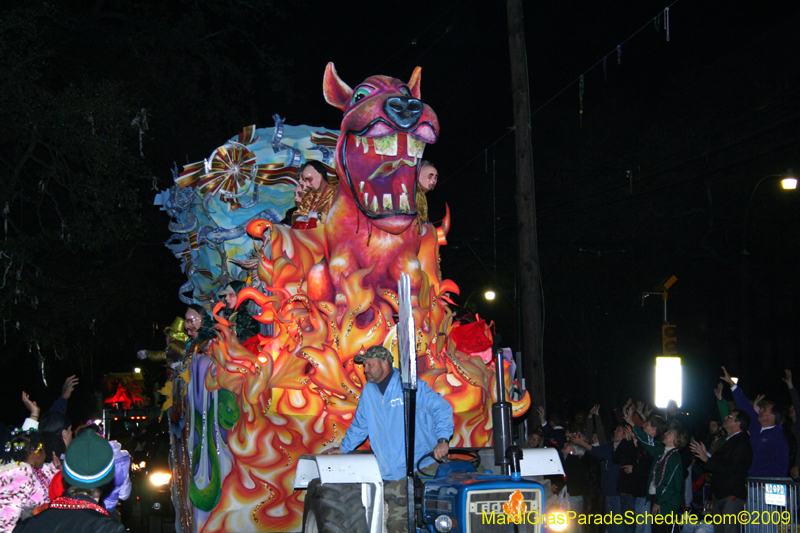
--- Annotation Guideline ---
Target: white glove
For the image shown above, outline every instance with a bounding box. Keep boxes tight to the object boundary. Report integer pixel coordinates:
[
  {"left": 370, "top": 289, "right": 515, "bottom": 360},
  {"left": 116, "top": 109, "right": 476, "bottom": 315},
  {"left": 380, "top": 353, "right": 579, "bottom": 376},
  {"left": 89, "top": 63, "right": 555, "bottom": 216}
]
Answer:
[{"left": 136, "top": 350, "right": 148, "bottom": 360}]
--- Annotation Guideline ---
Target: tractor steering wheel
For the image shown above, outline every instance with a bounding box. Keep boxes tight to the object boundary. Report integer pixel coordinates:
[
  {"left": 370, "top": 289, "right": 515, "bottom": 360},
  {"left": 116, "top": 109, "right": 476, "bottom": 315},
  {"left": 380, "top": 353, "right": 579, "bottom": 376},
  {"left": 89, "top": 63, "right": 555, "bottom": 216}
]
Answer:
[{"left": 415, "top": 448, "right": 482, "bottom": 477}]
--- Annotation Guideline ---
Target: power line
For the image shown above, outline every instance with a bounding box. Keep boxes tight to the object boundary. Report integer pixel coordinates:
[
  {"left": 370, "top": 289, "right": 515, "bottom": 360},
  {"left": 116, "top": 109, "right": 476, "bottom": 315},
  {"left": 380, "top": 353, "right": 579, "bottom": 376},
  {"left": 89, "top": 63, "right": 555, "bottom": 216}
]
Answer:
[
  {"left": 539, "top": 110, "right": 800, "bottom": 212},
  {"left": 368, "top": 0, "right": 465, "bottom": 75},
  {"left": 531, "top": 0, "right": 680, "bottom": 117},
  {"left": 440, "top": 1, "right": 681, "bottom": 187},
  {"left": 540, "top": 134, "right": 800, "bottom": 219}
]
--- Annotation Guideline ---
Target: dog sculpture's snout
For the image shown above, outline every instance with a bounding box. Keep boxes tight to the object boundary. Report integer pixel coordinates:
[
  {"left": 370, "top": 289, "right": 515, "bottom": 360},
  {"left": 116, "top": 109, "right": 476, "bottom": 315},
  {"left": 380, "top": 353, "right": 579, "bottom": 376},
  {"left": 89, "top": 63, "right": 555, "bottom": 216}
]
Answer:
[{"left": 383, "top": 96, "right": 423, "bottom": 129}]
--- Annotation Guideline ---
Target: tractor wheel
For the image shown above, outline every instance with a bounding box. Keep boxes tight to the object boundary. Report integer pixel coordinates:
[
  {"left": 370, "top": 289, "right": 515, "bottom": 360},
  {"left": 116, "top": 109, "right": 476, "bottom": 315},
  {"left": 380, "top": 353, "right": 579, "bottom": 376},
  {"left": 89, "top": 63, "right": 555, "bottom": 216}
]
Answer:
[{"left": 302, "top": 479, "right": 369, "bottom": 533}]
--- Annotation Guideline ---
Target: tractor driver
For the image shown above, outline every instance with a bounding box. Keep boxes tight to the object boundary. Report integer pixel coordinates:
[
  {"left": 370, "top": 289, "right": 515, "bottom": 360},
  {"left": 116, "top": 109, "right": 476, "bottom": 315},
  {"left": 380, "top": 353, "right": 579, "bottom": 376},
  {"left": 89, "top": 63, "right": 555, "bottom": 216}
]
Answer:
[{"left": 323, "top": 345, "right": 453, "bottom": 533}]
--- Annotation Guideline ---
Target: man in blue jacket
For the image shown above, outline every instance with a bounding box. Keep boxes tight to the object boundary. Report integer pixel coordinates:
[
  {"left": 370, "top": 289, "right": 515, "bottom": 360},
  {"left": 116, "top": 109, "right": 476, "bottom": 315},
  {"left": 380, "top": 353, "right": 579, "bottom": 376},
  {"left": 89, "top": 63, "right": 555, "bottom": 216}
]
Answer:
[
  {"left": 323, "top": 345, "right": 454, "bottom": 533},
  {"left": 720, "top": 366, "right": 789, "bottom": 477}
]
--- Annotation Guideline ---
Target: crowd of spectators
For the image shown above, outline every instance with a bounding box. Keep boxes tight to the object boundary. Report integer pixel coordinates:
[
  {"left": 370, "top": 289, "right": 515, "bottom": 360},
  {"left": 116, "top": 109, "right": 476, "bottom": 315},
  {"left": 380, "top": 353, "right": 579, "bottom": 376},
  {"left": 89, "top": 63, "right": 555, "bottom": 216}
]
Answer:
[
  {"left": 5, "top": 362, "right": 799, "bottom": 533},
  {"left": 526, "top": 366, "right": 800, "bottom": 533},
  {"left": 0, "top": 376, "right": 128, "bottom": 533}
]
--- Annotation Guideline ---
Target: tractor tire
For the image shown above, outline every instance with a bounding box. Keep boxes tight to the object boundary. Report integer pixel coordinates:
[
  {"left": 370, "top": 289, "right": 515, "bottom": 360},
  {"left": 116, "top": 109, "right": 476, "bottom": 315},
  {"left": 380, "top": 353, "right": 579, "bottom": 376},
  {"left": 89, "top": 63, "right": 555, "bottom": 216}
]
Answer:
[{"left": 302, "top": 479, "right": 369, "bottom": 533}]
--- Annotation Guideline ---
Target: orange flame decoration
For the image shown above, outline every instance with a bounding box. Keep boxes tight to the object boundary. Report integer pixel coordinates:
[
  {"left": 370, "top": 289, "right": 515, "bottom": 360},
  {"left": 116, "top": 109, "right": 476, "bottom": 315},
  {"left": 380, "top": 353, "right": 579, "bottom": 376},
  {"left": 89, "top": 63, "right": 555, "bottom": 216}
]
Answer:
[
  {"left": 185, "top": 218, "right": 530, "bottom": 532},
  {"left": 503, "top": 490, "right": 528, "bottom": 520}
]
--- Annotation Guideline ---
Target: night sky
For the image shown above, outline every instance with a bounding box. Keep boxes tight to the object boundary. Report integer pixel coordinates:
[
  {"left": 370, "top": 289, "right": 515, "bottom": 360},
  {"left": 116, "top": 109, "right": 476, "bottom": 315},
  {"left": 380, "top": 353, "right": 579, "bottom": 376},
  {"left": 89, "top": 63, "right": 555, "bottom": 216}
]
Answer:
[{"left": 2, "top": 0, "right": 799, "bottom": 430}]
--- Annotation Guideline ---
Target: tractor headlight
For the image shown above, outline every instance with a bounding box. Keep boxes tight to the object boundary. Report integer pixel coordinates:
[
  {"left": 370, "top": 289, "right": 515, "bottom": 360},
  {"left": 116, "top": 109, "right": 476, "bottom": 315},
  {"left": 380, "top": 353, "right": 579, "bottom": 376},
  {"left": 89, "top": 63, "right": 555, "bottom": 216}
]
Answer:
[
  {"left": 150, "top": 472, "right": 172, "bottom": 486},
  {"left": 434, "top": 514, "right": 454, "bottom": 533}
]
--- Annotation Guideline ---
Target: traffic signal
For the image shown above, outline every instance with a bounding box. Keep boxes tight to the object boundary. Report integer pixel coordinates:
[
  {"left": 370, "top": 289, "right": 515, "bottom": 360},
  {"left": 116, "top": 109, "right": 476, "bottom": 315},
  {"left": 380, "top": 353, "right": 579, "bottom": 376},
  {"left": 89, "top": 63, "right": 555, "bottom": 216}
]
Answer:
[{"left": 662, "top": 325, "right": 677, "bottom": 354}]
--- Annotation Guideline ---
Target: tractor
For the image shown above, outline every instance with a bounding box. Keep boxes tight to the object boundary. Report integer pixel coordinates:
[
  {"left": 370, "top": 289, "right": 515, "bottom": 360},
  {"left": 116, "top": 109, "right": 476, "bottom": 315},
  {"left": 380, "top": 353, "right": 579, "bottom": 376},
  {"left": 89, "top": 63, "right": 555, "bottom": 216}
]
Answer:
[{"left": 293, "top": 275, "right": 567, "bottom": 533}]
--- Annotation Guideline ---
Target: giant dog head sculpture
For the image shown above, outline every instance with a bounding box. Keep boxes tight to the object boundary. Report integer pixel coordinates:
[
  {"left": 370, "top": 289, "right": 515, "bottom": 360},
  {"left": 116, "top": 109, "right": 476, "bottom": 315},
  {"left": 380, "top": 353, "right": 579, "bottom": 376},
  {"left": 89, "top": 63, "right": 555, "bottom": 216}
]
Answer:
[{"left": 323, "top": 63, "right": 439, "bottom": 235}]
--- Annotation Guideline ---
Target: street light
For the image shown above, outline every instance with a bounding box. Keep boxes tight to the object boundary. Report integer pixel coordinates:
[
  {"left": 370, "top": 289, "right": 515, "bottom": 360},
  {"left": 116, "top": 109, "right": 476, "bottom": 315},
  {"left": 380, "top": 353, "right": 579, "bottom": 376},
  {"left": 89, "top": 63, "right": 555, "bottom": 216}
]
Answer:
[
  {"left": 462, "top": 289, "right": 496, "bottom": 309},
  {"left": 739, "top": 170, "right": 797, "bottom": 366},
  {"left": 741, "top": 170, "right": 797, "bottom": 255}
]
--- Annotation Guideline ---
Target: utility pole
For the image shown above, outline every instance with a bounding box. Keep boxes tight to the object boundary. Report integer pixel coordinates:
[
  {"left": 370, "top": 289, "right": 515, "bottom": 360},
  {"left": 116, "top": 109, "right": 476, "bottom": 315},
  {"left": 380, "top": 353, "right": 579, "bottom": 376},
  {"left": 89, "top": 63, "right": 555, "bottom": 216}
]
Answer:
[{"left": 507, "top": 0, "right": 544, "bottom": 418}]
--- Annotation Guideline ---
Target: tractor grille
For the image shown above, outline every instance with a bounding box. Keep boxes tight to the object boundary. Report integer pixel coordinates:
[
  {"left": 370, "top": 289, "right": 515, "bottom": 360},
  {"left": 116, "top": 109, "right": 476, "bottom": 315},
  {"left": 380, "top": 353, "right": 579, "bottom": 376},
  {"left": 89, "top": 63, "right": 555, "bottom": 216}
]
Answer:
[{"left": 465, "top": 488, "right": 542, "bottom": 533}]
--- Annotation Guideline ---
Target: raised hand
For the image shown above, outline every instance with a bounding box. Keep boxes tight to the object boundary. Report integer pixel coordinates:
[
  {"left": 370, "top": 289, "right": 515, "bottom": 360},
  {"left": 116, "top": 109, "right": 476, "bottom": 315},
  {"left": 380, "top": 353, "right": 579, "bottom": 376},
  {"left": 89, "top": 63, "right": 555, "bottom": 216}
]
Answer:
[
  {"left": 783, "top": 369, "right": 794, "bottom": 389},
  {"left": 623, "top": 426, "right": 633, "bottom": 441},
  {"left": 623, "top": 398, "right": 633, "bottom": 412},
  {"left": 589, "top": 404, "right": 600, "bottom": 417},
  {"left": 570, "top": 435, "right": 591, "bottom": 450},
  {"left": 635, "top": 400, "right": 645, "bottom": 414},
  {"left": 623, "top": 406, "right": 634, "bottom": 425},
  {"left": 22, "top": 392, "right": 40, "bottom": 418},
  {"left": 537, "top": 405, "right": 546, "bottom": 424},
  {"left": 591, "top": 433, "right": 599, "bottom": 445},
  {"left": 714, "top": 383, "right": 723, "bottom": 400},
  {"left": 61, "top": 375, "right": 79, "bottom": 400},
  {"left": 720, "top": 366, "right": 735, "bottom": 387},
  {"left": 689, "top": 440, "right": 709, "bottom": 462},
  {"left": 753, "top": 394, "right": 765, "bottom": 414}
]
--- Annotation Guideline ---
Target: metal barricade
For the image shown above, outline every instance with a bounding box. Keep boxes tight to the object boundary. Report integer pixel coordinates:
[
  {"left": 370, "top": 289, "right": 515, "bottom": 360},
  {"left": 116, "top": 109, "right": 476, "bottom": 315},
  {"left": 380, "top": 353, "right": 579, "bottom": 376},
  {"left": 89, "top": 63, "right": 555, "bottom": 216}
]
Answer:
[{"left": 744, "top": 478, "right": 799, "bottom": 533}]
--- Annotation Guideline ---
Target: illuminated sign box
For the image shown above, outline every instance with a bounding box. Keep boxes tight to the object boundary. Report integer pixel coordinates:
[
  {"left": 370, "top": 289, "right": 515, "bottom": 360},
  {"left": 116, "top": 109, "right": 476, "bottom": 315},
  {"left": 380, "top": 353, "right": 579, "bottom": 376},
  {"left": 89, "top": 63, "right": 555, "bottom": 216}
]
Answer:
[{"left": 655, "top": 356, "right": 682, "bottom": 408}]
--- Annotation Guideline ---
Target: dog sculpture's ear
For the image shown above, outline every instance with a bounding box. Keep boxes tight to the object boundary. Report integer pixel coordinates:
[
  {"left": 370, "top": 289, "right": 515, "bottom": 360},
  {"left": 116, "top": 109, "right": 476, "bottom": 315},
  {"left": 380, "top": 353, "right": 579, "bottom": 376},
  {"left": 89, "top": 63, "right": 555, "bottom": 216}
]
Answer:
[
  {"left": 407, "top": 67, "right": 422, "bottom": 100},
  {"left": 323, "top": 62, "right": 353, "bottom": 111}
]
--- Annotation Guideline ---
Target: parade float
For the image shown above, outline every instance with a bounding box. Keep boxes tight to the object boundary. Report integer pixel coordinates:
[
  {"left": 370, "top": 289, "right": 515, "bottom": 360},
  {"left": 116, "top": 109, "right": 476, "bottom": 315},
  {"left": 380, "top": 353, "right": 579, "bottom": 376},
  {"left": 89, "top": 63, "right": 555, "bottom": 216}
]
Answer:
[{"left": 155, "top": 63, "right": 531, "bottom": 533}]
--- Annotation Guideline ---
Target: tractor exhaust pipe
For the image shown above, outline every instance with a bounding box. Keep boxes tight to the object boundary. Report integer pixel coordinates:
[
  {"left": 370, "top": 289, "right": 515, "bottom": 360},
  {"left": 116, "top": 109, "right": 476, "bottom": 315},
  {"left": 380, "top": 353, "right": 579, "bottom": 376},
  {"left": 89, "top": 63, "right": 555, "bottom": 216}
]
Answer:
[{"left": 492, "top": 349, "right": 513, "bottom": 475}]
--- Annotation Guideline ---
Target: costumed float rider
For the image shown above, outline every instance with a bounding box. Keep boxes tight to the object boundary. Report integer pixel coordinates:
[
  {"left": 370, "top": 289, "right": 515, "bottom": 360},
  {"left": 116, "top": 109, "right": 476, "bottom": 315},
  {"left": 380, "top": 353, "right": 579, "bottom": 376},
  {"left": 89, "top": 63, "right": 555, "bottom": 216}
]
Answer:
[
  {"left": 291, "top": 160, "right": 337, "bottom": 229},
  {"left": 165, "top": 304, "right": 217, "bottom": 424},
  {"left": 281, "top": 178, "right": 308, "bottom": 225},
  {"left": 218, "top": 280, "right": 260, "bottom": 353},
  {"left": 136, "top": 317, "right": 188, "bottom": 365},
  {"left": 184, "top": 304, "right": 217, "bottom": 357},
  {"left": 415, "top": 160, "right": 438, "bottom": 226}
]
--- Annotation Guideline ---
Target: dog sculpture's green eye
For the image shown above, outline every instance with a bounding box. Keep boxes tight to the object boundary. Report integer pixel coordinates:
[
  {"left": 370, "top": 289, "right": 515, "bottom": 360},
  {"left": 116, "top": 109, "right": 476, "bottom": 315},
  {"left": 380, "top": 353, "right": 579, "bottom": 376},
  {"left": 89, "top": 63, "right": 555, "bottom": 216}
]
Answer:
[
  {"left": 400, "top": 87, "right": 411, "bottom": 97},
  {"left": 352, "top": 87, "right": 372, "bottom": 104}
]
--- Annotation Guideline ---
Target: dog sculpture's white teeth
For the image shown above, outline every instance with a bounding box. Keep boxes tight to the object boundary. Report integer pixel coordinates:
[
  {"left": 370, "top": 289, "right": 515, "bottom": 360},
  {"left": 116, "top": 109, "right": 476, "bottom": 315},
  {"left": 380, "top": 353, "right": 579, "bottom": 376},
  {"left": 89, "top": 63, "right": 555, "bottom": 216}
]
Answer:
[
  {"left": 370, "top": 196, "right": 379, "bottom": 213},
  {"left": 407, "top": 135, "right": 426, "bottom": 158},
  {"left": 358, "top": 181, "right": 365, "bottom": 193},
  {"left": 354, "top": 135, "right": 361, "bottom": 148},
  {"left": 401, "top": 183, "right": 408, "bottom": 194},
  {"left": 382, "top": 194, "right": 393, "bottom": 211},
  {"left": 373, "top": 133, "right": 398, "bottom": 156},
  {"left": 363, "top": 192, "right": 369, "bottom": 206},
  {"left": 399, "top": 193, "right": 410, "bottom": 212},
  {"left": 363, "top": 137, "right": 369, "bottom": 154}
]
